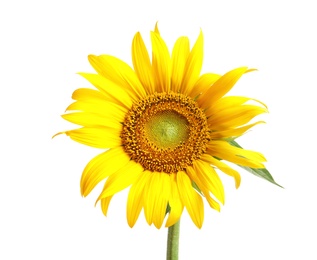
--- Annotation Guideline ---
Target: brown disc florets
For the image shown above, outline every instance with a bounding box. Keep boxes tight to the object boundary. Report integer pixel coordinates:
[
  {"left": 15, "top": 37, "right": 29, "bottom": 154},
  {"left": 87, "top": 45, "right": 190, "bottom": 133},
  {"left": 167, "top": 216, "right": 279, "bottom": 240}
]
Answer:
[{"left": 121, "top": 92, "right": 210, "bottom": 173}]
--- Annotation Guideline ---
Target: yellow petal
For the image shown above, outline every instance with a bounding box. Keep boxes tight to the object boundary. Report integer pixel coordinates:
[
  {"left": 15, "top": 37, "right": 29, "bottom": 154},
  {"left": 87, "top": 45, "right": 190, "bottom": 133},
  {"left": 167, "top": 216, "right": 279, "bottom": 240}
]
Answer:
[
  {"left": 193, "top": 160, "right": 225, "bottom": 204},
  {"left": 177, "top": 171, "right": 204, "bottom": 229},
  {"left": 153, "top": 173, "right": 171, "bottom": 228},
  {"left": 207, "top": 105, "right": 267, "bottom": 130},
  {"left": 189, "top": 73, "right": 221, "bottom": 99},
  {"left": 66, "top": 99, "right": 126, "bottom": 123},
  {"left": 210, "top": 121, "right": 265, "bottom": 139},
  {"left": 186, "top": 166, "right": 221, "bottom": 211},
  {"left": 154, "top": 173, "right": 171, "bottom": 228},
  {"left": 208, "top": 140, "right": 266, "bottom": 168},
  {"left": 165, "top": 173, "right": 184, "bottom": 227},
  {"left": 201, "top": 154, "right": 241, "bottom": 188},
  {"left": 132, "top": 32, "right": 154, "bottom": 94},
  {"left": 80, "top": 147, "right": 130, "bottom": 196},
  {"left": 61, "top": 112, "right": 121, "bottom": 129},
  {"left": 88, "top": 55, "right": 146, "bottom": 99},
  {"left": 180, "top": 30, "right": 204, "bottom": 95},
  {"left": 61, "top": 127, "right": 121, "bottom": 149},
  {"left": 143, "top": 172, "right": 171, "bottom": 228},
  {"left": 199, "top": 67, "right": 249, "bottom": 109},
  {"left": 143, "top": 173, "right": 155, "bottom": 225},
  {"left": 96, "top": 161, "right": 143, "bottom": 201},
  {"left": 171, "top": 36, "right": 190, "bottom": 92},
  {"left": 151, "top": 31, "right": 171, "bottom": 93},
  {"left": 79, "top": 73, "right": 133, "bottom": 109},
  {"left": 126, "top": 171, "right": 151, "bottom": 228},
  {"left": 208, "top": 96, "right": 267, "bottom": 115},
  {"left": 101, "top": 195, "right": 113, "bottom": 216},
  {"left": 71, "top": 88, "right": 107, "bottom": 102}
]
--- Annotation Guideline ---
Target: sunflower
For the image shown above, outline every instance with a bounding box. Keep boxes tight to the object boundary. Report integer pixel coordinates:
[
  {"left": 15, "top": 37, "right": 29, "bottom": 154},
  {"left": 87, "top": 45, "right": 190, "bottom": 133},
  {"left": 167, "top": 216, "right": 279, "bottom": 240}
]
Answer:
[{"left": 57, "top": 24, "right": 267, "bottom": 229}]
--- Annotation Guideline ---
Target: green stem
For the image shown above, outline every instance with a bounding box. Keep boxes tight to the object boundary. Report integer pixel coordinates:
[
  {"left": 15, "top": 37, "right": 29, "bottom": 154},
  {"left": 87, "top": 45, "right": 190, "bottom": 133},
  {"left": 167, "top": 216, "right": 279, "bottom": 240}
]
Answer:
[{"left": 166, "top": 220, "right": 181, "bottom": 260}]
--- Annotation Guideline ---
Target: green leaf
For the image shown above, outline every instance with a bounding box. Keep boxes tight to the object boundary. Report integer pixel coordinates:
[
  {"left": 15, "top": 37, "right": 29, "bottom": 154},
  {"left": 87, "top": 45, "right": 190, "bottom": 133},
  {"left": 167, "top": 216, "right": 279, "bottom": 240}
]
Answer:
[
  {"left": 238, "top": 165, "right": 283, "bottom": 188},
  {"left": 228, "top": 139, "right": 283, "bottom": 188}
]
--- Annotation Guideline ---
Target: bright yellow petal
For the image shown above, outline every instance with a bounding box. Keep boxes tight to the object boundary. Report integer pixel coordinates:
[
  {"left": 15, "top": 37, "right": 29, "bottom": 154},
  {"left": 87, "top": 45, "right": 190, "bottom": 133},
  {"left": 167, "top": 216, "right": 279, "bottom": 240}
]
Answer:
[
  {"left": 153, "top": 173, "right": 171, "bottom": 228},
  {"left": 79, "top": 73, "right": 133, "bottom": 109},
  {"left": 208, "top": 140, "right": 266, "bottom": 168},
  {"left": 208, "top": 96, "right": 267, "bottom": 115},
  {"left": 101, "top": 195, "right": 113, "bottom": 216},
  {"left": 66, "top": 99, "right": 126, "bottom": 123},
  {"left": 126, "top": 171, "right": 151, "bottom": 228},
  {"left": 132, "top": 32, "right": 154, "bottom": 94},
  {"left": 80, "top": 146, "right": 130, "bottom": 196},
  {"left": 143, "top": 172, "right": 171, "bottom": 228},
  {"left": 96, "top": 161, "right": 143, "bottom": 201},
  {"left": 72, "top": 88, "right": 107, "bottom": 102},
  {"left": 186, "top": 166, "right": 221, "bottom": 212},
  {"left": 61, "top": 112, "right": 121, "bottom": 129},
  {"left": 171, "top": 36, "right": 190, "bottom": 92},
  {"left": 193, "top": 160, "right": 225, "bottom": 204},
  {"left": 180, "top": 30, "right": 204, "bottom": 95},
  {"left": 151, "top": 31, "right": 171, "bottom": 93},
  {"left": 198, "top": 67, "right": 249, "bottom": 109},
  {"left": 165, "top": 173, "right": 184, "bottom": 227},
  {"left": 177, "top": 171, "right": 204, "bottom": 229},
  {"left": 207, "top": 105, "right": 267, "bottom": 130},
  {"left": 189, "top": 73, "right": 221, "bottom": 99},
  {"left": 88, "top": 55, "right": 146, "bottom": 99},
  {"left": 210, "top": 121, "right": 265, "bottom": 139},
  {"left": 143, "top": 173, "right": 155, "bottom": 225},
  {"left": 60, "top": 127, "right": 121, "bottom": 149},
  {"left": 201, "top": 154, "right": 241, "bottom": 188},
  {"left": 154, "top": 173, "right": 171, "bottom": 228},
  {"left": 209, "top": 96, "right": 250, "bottom": 113}
]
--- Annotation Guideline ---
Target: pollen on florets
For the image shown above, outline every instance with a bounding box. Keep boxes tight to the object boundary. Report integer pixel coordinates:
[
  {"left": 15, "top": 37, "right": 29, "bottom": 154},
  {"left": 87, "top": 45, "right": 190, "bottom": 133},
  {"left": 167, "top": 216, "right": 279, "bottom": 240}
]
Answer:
[{"left": 121, "top": 92, "right": 210, "bottom": 173}]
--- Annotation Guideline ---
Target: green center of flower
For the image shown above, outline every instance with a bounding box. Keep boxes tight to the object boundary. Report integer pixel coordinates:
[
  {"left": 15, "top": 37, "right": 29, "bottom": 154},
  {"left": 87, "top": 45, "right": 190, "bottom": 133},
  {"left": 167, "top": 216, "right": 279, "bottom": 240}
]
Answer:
[
  {"left": 121, "top": 92, "right": 210, "bottom": 173},
  {"left": 145, "top": 110, "right": 189, "bottom": 149}
]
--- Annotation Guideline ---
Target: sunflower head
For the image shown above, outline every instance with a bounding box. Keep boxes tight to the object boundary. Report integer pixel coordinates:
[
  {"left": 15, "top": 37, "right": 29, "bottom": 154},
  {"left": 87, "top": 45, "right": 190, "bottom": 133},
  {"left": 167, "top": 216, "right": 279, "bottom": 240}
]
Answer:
[{"left": 57, "top": 24, "right": 270, "bottom": 229}]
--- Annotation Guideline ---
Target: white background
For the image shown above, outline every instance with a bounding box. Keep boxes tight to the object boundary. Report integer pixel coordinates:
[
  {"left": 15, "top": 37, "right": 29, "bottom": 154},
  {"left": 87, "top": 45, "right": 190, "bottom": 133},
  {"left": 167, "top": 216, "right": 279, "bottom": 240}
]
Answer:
[{"left": 1, "top": 0, "right": 316, "bottom": 259}]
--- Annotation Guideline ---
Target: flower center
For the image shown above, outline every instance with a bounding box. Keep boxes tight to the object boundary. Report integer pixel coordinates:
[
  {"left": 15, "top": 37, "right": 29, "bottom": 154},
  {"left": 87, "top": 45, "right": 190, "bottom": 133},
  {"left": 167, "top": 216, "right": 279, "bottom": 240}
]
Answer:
[
  {"left": 144, "top": 110, "right": 189, "bottom": 149},
  {"left": 121, "top": 92, "right": 210, "bottom": 173}
]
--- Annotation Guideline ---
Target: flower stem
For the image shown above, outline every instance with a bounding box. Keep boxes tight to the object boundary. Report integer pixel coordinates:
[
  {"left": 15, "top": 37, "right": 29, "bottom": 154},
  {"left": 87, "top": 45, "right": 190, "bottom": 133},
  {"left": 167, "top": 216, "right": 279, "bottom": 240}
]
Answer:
[{"left": 166, "top": 220, "right": 180, "bottom": 260}]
